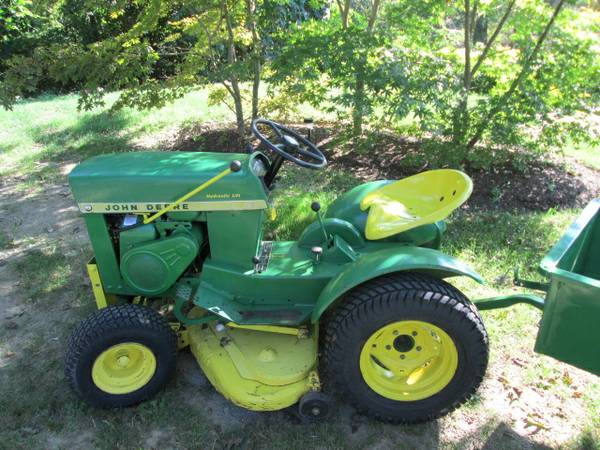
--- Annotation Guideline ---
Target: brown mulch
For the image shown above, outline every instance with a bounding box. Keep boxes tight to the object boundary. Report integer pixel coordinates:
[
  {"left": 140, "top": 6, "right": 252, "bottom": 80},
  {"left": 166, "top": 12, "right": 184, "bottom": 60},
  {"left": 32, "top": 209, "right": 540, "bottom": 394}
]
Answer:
[
  {"left": 329, "top": 142, "right": 599, "bottom": 212},
  {"left": 170, "top": 122, "right": 600, "bottom": 212}
]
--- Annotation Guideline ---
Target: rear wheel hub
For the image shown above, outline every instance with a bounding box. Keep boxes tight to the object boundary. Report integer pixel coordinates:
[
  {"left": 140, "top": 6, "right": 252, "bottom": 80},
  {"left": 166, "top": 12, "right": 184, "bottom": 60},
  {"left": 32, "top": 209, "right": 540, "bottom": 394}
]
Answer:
[{"left": 360, "top": 320, "right": 458, "bottom": 401}]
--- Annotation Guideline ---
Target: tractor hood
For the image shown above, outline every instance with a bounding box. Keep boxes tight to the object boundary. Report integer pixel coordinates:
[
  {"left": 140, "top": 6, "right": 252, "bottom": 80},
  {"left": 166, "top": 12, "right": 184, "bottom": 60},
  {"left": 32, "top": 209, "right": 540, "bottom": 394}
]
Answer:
[{"left": 69, "top": 152, "right": 268, "bottom": 214}]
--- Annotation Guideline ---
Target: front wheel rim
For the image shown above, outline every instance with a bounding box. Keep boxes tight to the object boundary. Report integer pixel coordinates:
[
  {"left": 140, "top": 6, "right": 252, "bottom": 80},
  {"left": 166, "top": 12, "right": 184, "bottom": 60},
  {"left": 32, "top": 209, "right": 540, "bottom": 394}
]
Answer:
[
  {"left": 359, "top": 320, "right": 458, "bottom": 401},
  {"left": 92, "top": 342, "right": 157, "bottom": 394}
]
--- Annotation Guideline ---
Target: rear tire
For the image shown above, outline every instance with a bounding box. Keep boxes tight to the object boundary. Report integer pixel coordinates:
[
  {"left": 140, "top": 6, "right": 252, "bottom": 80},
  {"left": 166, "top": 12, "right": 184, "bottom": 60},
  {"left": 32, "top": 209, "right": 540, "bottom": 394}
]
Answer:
[
  {"left": 322, "top": 272, "right": 488, "bottom": 424},
  {"left": 65, "top": 304, "right": 177, "bottom": 408}
]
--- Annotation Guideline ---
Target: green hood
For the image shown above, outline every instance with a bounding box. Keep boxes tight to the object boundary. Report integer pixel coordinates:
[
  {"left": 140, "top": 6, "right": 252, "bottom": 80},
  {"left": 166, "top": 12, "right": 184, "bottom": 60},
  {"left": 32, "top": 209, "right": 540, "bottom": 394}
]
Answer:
[{"left": 69, "top": 152, "right": 268, "bottom": 213}]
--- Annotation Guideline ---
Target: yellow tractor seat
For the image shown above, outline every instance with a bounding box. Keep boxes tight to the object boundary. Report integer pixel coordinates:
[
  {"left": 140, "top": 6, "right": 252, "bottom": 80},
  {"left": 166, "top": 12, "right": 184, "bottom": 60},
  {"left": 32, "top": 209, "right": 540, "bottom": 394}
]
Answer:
[{"left": 360, "top": 169, "right": 473, "bottom": 240}]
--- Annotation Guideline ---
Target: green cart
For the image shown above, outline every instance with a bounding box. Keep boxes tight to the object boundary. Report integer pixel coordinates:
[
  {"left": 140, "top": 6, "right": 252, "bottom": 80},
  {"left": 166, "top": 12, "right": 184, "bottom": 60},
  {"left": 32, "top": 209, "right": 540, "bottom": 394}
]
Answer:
[{"left": 475, "top": 199, "right": 600, "bottom": 376}]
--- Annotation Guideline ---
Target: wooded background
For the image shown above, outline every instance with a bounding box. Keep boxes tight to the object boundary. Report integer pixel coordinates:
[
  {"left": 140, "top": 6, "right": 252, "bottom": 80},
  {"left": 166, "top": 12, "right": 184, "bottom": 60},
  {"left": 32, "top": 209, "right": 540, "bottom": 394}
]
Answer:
[{"left": 1, "top": 0, "right": 598, "bottom": 167}]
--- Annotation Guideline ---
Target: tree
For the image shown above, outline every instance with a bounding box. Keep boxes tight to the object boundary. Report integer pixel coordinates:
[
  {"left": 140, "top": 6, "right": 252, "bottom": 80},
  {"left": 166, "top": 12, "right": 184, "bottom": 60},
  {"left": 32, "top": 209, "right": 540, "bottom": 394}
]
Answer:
[
  {"left": 378, "top": 0, "right": 599, "bottom": 167},
  {"left": 0, "top": 0, "right": 323, "bottom": 136},
  {"left": 271, "top": 0, "right": 390, "bottom": 136}
]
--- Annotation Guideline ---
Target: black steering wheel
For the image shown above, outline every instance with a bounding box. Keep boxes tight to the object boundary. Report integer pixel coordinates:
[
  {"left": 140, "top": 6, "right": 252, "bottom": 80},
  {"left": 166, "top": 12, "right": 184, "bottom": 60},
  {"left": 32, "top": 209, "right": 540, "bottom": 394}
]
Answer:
[{"left": 252, "top": 119, "right": 327, "bottom": 170}]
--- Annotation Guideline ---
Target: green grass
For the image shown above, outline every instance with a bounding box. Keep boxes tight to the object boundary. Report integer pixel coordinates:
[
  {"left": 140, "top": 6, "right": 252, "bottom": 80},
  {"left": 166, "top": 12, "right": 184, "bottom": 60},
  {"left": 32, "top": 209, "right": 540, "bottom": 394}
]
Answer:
[
  {"left": 1, "top": 91, "right": 599, "bottom": 449},
  {"left": 564, "top": 141, "right": 600, "bottom": 170},
  {"left": 0, "top": 231, "right": 13, "bottom": 250},
  {"left": 0, "top": 90, "right": 233, "bottom": 184},
  {"left": 14, "top": 247, "right": 72, "bottom": 300}
]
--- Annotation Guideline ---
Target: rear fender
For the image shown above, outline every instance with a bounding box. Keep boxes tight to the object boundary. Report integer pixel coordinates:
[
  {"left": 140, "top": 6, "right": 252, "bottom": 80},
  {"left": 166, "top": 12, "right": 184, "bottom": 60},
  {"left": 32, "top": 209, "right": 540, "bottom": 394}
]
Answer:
[{"left": 311, "top": 246, "right": 483, "bottom": 322}]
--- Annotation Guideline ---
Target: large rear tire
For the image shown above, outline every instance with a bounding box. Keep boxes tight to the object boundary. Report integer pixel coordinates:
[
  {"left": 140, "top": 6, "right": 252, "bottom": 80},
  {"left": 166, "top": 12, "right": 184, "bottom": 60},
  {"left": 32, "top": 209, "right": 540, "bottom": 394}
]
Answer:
[
  {"left": 322, "top": 272, "right": 488, "bottom": 423},
  {"left": 65, "top": 304, "right": 177, "bottom": 408}
]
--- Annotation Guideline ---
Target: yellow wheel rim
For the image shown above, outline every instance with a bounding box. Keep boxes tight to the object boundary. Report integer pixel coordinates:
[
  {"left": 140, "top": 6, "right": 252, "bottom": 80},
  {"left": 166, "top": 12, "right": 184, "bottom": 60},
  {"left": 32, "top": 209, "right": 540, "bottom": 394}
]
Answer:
[
  {"left": 359, "top": 320, "right": 458, "bottom": 401},
  {"left": 92, "top": 343, "right": 157, "bottom": 394}
]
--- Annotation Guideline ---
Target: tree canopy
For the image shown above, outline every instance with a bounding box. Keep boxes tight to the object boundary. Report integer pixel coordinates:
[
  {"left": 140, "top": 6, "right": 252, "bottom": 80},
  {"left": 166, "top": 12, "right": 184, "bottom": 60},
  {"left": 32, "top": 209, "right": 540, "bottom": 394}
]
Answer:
[{"left": 1, "top": 0, "right": 598, "bottom": 166}]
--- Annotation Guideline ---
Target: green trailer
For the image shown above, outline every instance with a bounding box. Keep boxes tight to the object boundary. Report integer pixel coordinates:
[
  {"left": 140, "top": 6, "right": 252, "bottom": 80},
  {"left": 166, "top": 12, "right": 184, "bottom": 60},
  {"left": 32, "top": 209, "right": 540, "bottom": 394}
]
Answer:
[{"left": 475, "top": 199, "right": 600, "bottom": 376}]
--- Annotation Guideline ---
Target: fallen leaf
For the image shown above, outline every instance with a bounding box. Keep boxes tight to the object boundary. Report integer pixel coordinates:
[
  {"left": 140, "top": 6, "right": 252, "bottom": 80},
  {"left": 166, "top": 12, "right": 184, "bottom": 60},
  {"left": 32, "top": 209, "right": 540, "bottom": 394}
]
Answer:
[
  {"left": 511, "top": 357, "right": 527, "bottom": 367},
  {"left": 525, "top": 417, "right": 550, "bottom": 430},
  {"left": 498, "top": 375, "right": 511, "bottom": 387}
]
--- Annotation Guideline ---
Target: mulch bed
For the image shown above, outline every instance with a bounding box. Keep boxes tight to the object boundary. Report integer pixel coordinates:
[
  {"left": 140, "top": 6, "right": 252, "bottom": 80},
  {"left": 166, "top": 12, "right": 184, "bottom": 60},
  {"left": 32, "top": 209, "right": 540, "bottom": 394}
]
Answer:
[{"left": 172, "top": 122, "right": 600, "bottom": 212}]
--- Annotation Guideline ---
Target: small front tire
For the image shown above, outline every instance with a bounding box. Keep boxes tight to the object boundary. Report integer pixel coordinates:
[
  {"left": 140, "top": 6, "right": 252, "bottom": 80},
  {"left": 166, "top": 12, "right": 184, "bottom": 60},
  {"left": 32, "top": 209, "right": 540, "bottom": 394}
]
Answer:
[{"left": 65, "top": 304, "right": 177, "bottom": 408}]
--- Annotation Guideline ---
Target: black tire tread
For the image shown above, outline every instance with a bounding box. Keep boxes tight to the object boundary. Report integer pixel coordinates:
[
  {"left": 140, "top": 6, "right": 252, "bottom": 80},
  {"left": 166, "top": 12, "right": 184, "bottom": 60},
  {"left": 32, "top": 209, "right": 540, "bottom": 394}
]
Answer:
[
  {"left": 65, "top": 304, "right": 177, "bottom": 407},
  {"left": 322, "top": 272, "right": 488, "bottom": 424}
]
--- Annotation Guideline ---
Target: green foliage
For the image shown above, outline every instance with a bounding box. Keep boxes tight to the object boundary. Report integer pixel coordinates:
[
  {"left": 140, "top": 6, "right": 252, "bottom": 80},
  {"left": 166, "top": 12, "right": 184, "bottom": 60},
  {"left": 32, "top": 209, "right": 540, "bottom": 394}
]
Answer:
[
  {"left": 271, "top": 16, "right": 385, "bottom": 117},
  {"left": 272, "top": 0, "right": 598, "bottom": 168},
  {"left": 0, "top": 1, "right": 62, "bottom": 81},
  {"left": 395, "top": 0, "right": 600, "bottom": 167},
  {"left": 1, "top": 0, "right": 598, "bottom": 162},
  {"left": 0, "top": 0, "right": 323, "bottom": 119}
]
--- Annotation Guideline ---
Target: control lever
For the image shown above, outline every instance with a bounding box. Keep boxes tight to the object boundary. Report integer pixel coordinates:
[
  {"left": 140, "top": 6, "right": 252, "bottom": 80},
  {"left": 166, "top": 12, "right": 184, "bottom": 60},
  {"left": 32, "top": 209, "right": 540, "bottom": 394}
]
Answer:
[
  {"left": 311, "top": 201, "right": 329, "bottom": 245},
  {"left": 311, "top": 246, "right": 323, "bottom": 264},
  {"left": 303, "top": 117, "right": 314, "bottom": 141},
  {"left": 252, "top": 256, "right": 261, "bottom": 274}
]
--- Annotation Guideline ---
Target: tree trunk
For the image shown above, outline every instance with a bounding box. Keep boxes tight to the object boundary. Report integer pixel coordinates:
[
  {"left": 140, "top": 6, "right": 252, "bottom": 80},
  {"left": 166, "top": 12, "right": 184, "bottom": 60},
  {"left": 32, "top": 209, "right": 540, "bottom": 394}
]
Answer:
[
  {"left": 467, "top": 0, "right": 567, "bottom": 148},
  {"left": 246, "top": 0, "right": 260, "bottom": 121},
  {"left": 353, "top": 75, "right": 365, "bottom": 137},
  {"left": 349, "top": 0, "right": 381, "bottom": 137},
  {"left": 231, "top": 87, "right": 245, "bottom": 136},
  {"left": 453, "top": 0, "right": 471, "bottom": 145},
  {"left": 470, "top": 0, "right": 516, "bottom": 78},
  {"left": 335, "top": 0, "right": 351, "bottom": 29},
  {"left": 223, "top": 0, "right": 245, "bottom": 136}
]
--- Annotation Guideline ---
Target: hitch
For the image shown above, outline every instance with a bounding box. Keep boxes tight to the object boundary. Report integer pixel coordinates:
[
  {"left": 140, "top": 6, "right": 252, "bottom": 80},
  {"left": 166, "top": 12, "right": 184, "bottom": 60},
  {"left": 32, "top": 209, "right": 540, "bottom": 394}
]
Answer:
[
  {"left": 513, "top": 267, "right": 549, "bottom": 292},
  {"left": 473, "top": 267, "right": 547, "bottom": 312}
]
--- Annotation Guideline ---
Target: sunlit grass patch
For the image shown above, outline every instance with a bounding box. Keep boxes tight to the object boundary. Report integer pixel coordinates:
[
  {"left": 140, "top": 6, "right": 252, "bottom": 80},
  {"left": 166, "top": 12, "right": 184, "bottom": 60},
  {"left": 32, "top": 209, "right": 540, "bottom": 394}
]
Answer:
[
  {"left": 563, "top": 141, "right": 600, "bottom": 170},
  {"left": 0, "top": 90, "right": 233, "bottom": 181}
]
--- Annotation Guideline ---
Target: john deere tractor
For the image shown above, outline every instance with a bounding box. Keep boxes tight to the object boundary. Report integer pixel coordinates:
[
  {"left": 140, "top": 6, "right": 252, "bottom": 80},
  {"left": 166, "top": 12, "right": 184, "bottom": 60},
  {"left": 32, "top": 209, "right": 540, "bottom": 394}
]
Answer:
[{"left": 65, "top": 119, "right": 489, "bottom": 423}]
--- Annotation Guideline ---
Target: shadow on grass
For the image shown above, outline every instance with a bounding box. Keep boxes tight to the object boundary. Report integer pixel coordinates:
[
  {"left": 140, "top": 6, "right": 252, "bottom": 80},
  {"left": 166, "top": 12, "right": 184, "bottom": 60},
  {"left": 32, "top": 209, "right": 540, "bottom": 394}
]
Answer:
[
  {"left": 29, "top": 110, "right": 142, "bottom": 164},
  {"left": 14, "top": 92, "right": 77, "bottom": 105},
  {"left": 1, "top": 324, "right": 589, "bottom": 450}
]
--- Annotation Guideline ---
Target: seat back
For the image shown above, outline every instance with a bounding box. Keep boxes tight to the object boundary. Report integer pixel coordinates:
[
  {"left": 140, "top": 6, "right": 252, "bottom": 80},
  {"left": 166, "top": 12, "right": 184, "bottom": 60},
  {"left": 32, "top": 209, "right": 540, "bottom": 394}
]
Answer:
[{"left": 360, "top": 170, "right": 472, "bottom": 240}]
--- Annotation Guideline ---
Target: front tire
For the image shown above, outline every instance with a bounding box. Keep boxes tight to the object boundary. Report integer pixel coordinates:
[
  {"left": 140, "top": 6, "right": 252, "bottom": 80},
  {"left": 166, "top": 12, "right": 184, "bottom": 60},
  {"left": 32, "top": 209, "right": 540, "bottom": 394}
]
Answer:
[
  {"left": 65, "top": 304, "right": 177, "bottom": 408},
  {"left": 322, "top": 272, "right": 488, "bottom": 424}
]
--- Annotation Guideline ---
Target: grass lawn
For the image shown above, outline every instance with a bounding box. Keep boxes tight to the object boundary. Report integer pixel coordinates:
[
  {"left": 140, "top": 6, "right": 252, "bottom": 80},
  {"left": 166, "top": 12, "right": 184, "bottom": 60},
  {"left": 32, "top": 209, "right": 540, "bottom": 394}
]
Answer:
[
  {"left": 564, "top": 141, "right": 600, "bottom": 170},
  {"left": 0, "top": 92, "right": 599, "bottom": 449}
]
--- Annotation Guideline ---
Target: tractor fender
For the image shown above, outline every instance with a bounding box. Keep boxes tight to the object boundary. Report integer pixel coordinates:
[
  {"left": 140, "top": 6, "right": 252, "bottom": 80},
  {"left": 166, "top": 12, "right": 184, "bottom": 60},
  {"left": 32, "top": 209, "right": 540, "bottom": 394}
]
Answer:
[{"left": 311, "top": 246, "right": 483, "bottom": 322}]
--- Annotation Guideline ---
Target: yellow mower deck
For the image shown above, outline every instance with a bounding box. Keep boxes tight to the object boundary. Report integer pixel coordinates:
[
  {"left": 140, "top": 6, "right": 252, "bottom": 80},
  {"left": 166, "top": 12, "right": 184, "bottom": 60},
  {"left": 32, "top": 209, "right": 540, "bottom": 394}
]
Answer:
[{"left": 188, "top": 321, "right": 318, "bottom": 411}]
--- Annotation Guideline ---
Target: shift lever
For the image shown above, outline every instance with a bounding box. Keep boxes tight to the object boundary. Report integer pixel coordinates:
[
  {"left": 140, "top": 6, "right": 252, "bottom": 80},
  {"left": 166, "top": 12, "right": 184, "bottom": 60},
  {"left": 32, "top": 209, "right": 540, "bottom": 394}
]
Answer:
[{"left": 311, "top": 201, "right": 329, "bottom": 244}]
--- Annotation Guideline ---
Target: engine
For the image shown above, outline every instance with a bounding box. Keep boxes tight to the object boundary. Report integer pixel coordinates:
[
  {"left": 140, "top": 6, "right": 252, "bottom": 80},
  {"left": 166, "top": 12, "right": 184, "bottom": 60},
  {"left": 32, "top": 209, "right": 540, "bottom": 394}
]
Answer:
[{"left": 116, "top": 215, "right": 203, "bottom": 296}]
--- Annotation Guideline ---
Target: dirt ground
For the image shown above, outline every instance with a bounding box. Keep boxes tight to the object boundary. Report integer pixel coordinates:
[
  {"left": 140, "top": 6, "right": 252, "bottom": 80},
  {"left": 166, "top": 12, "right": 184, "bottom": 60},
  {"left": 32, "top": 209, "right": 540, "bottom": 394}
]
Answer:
[{"left": 1, "top": 141, "right": 599, "bottom": 448}]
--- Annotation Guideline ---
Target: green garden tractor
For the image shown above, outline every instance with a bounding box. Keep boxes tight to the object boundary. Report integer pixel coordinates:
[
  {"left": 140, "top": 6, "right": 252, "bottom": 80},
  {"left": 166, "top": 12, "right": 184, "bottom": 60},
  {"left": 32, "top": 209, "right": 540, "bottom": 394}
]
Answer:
[{"left": 65, "top": 119, "right": 599, "bottom": 423}]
